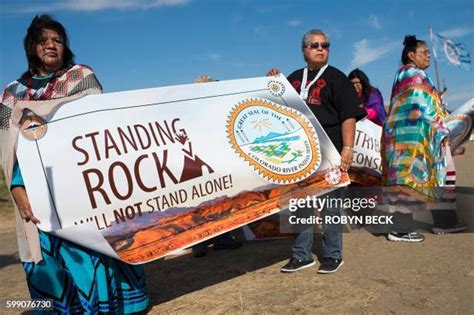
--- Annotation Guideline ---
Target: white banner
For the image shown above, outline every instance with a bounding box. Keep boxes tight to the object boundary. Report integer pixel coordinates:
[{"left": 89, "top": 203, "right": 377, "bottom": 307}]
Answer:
[
  {"left": 447, "top": 98, "right": 474, "bottom": 155},
  {"left": 17, "top": 75, "right": 349, "bottom": 264},
  {"left": 350, "top": 118, "right": 383, "bottom": 184}
]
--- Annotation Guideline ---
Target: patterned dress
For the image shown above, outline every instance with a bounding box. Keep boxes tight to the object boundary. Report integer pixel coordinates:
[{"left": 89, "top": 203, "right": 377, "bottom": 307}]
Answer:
[
  {"left": 382, "top": 64, "right": 450, "bottom": 200},
  {"left": 1, "top": 65, "right": 149, "bottom": 314}
]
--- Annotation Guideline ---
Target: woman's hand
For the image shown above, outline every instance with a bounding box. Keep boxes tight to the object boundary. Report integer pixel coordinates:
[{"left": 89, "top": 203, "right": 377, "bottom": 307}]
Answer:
[
  {"left": 340, "top": 146, "right": 354, "bottom": 172},
  {"left": 10, "top": 186, "right": 41, "bottom": 224}
]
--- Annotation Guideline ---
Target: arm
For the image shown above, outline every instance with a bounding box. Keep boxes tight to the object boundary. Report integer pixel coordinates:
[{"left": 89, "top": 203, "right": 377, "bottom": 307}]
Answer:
[
  {"left": 10, "top": 162, "right": 40, "bottom": 224},
  {"left": 340, "top": 118, "right": 356, "bottom": 172},
  {"left": 334, "top": 70, "right": 365, "bottom": 171}
]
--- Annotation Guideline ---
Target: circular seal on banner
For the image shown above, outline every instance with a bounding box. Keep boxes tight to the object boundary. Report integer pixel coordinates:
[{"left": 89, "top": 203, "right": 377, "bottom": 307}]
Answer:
[
  {"left": 20, "top": 115, "right": 47, "bottom": 140},
  {"left": 267, "top": 80, "right": 285, "bottom": 97},
  {"left": 325, "top": 166, "right": 341, "bottom": 185},
  {"left": 227, "top": 97, "right": 320, "bottom": 184}
]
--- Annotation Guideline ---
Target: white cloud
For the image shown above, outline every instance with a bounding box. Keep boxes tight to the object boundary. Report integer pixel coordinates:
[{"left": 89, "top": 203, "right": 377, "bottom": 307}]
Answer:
[
  {"left": 1, "top": 0, "right": 190, "bottom": 13},
  {"left": 287, "top": 19, "right": 302, "bottom": 27},
  {"left": 439, "top": 27, "right": 474, "bottom": 39},
  {"left": 367, "top": 14, "right": 381, "bottom": 30},
  {"left": 349, "top": 39, "right": 398, "bottom": 69}
]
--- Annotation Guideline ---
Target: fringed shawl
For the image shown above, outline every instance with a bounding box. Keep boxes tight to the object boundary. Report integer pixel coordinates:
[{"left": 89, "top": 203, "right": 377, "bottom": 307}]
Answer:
[{"left": 0, "top": 64, "right": 102, "bottom": 262}]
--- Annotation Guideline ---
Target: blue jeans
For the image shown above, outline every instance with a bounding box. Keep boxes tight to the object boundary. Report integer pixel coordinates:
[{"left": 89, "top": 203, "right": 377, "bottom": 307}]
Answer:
[{"left": 291, "top": 190, "right": 343, "bottom": 261}]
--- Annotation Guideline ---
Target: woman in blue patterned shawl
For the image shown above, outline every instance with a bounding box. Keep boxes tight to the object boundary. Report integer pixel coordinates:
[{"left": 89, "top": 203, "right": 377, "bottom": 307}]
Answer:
[
  {"left": 0, "top": 15, "right": 149, "bottom": 313},
  {"left": 382, "top": 35, "right": 452, "bottom": 243}
]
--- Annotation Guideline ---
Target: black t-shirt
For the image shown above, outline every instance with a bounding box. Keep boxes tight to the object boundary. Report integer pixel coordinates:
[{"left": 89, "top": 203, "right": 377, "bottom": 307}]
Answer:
[{"left": 287, "top": 65, "right": 366, "bottom": 151}]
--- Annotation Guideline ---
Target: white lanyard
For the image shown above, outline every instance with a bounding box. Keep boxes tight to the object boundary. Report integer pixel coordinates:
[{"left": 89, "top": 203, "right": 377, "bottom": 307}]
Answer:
[{"left": 300, "top": 64, "right": 328, "bottom": 101}]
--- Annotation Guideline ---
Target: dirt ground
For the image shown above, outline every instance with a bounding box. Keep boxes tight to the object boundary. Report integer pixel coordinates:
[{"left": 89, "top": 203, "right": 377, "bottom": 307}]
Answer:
[
  {"left": 1, "top": 145, "right": 473, "bottom": 314},
  {"left": 1, "top": 216, "right": 473, "bottom": 314}
]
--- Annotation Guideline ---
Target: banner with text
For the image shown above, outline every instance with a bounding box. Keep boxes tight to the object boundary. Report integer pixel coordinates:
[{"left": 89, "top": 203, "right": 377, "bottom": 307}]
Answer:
[
  {"left": 16, "top": 75, "right": 349, "bottom": 264},
  {"left": 349, "top": 118, "right": 383, "bottom": 185}
]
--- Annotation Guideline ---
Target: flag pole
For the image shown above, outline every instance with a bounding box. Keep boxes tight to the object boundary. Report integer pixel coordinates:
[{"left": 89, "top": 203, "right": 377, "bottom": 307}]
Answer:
[{"left": 429, "top": 25, "right": 442, "bottom": 91}]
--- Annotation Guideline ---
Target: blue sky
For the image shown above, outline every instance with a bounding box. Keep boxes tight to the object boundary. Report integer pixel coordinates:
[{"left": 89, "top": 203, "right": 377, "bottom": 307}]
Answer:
[{"left": 1, "top": 0, "right": 473, "bottom": 109}]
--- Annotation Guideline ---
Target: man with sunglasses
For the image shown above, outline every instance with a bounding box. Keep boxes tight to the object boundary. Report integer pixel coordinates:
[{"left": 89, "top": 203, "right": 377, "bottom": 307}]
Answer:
[{"left": 267, "top": 29, "right": 366, "bottom": 274}]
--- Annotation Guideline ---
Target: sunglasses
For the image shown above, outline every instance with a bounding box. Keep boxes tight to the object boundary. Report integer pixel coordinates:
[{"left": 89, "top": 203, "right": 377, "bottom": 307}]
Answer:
[{"left": 305, "top": 42, "right": 330, "bottom": 49}]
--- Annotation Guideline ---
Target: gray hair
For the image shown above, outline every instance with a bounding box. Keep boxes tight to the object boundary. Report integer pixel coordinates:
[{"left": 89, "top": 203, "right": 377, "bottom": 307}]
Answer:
[{"left": 302, "top": 29, "right": 329, "bottom": 48}]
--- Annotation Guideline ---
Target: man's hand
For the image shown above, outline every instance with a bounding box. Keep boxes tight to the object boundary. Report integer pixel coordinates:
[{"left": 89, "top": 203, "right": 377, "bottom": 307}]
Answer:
[
  {"left": 266, "top": 68, "right": 281, "bottom": 76},
  {"left": 340, "top": 118, "right": 356, "bottom": 172},
  {"left": 340, "top": 146, "right": 353, "bottom": 172},
  {"left": 11, "top": 186, "right": 41, "bottom": 224}
]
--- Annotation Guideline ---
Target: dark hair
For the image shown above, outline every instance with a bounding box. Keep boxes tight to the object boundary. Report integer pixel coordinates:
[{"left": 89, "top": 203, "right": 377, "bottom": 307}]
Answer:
[
  {"left": 401, "top": 35, "right": 426, "bottom": 65},
  {"left": 348, "top": 68, "right": 373, "bottom": 102},
  {"left": 22, "top": 14, "right": 75, "bottom": 77}
]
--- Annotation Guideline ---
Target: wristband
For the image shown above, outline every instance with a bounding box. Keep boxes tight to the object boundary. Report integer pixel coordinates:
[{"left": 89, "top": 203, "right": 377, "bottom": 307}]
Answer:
[{"left": 342, "top": 145, "right": 354, "bottom": 150}]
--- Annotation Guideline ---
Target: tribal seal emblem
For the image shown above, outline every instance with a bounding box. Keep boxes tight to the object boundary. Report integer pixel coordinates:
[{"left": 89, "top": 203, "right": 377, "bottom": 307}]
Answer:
[
  {"left": 227, "top": 97, "right": 320, "bottom": 184},
  {"left": 267, "top": 80, "right": 285, "bottom": 97}
]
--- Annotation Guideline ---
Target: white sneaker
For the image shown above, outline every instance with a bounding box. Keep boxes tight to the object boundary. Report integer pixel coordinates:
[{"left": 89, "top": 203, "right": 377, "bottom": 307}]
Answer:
[{"left": 387, "top": 231, "right": 425, "bottom": 242}]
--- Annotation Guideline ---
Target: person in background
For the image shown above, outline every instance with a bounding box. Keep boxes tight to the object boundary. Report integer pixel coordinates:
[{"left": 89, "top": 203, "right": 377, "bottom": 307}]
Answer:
[
  {"left": 382, "top": 35, "right": 464, "bottom": 242},
  {"left": 348, "top": 68, "right": 386, "bottom": 126},
  {"left": 0, "top": 14, "right": 149, "bottom": 313},
  {"left": 267, "top": 29, "right": 366, "bottom": 274}
]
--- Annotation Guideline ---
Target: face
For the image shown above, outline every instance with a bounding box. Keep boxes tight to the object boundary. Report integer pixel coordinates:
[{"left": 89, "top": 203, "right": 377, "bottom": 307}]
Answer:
[
  {"left": 408, "top": 44, "right": 430, "bottom": 70},
  {"left": 351, "top": 78, "right": 362, "bottom": 93},
  {"left": 35, "top": 29, "right": 64, "bottom": 75},
  {"left": 303, "top": 34, "right": 329, "bottom": 69}
]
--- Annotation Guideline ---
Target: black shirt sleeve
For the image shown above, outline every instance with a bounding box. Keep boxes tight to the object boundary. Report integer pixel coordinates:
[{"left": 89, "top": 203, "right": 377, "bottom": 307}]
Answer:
[{"left": 332, "top": 67, "right": 367, "bottom": 122}]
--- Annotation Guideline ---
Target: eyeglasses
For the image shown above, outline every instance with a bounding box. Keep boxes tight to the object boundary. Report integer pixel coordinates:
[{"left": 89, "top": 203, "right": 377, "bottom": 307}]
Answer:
[{"left": 305, "top": 42, "right": 330, "bottom": 50}]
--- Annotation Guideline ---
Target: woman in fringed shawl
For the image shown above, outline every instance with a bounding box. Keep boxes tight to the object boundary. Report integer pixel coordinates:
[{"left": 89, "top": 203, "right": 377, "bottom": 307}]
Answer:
[
  {"left": 0, "top": 15, "right": 149, "bottom": 313},
  {"left": 382, "top": 35, "right": 454, "bottom": 242}
]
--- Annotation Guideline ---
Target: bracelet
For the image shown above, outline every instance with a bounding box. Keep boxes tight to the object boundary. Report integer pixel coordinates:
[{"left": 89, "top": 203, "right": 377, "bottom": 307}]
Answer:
[{"left": 342, "top": 145, "right": 354, "bottom": 150}]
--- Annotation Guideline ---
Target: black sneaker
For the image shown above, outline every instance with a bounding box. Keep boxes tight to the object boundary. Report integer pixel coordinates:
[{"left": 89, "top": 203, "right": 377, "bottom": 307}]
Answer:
[
  {"left": 387, "top": 231, "right": 424, "bottom": 242},
  {"left": 317, "top": 258, "right": 344, "bottom": 274},
  {"left": 280, "top": 258, "right": 315, "bottom": 273}
]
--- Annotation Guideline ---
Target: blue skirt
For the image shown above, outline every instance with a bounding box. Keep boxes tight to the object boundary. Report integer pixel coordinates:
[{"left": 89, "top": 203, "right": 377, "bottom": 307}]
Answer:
[{"left": 22, "top": 230, "right": 149, "bottom": 314}]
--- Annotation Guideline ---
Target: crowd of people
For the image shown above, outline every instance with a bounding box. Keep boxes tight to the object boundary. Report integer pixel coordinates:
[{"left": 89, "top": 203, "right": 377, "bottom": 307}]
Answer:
[{"left": 0, "top": 14, "right": 467, "bottom": 313}]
